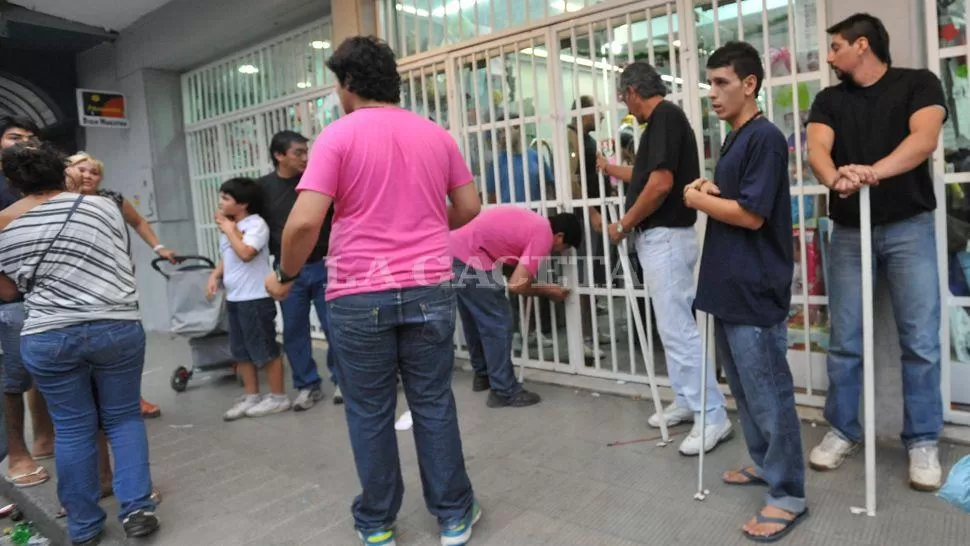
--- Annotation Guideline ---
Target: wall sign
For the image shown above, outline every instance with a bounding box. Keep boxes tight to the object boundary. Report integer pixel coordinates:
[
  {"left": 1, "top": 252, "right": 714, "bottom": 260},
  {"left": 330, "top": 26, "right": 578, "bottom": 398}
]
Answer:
[{"left": 76, "top": 89, "right": 129, "bottom": 128}]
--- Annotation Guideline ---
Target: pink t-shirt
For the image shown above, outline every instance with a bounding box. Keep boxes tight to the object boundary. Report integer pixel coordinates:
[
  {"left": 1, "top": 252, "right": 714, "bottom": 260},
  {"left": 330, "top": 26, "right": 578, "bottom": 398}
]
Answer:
[
  {"left": 450, "top": 205, "right": 554, "bottom": 277},
  {"left": 297, "top": 107, "right": 473, "bottom": 300}
]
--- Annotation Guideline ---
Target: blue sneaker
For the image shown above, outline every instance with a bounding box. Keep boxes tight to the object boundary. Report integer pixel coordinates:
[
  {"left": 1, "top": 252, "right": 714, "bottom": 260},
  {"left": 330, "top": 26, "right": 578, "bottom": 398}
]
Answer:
[
  {"left": 357, "top": 528, "right": 396, "bottom": 546},
  {"left": 440, "top": 502, "right": 482, "bottom": 546}
]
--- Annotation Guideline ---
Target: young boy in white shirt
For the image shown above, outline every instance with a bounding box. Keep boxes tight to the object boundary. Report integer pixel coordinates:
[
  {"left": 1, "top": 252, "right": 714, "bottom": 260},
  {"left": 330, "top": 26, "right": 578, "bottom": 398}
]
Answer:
[{"left": 207, "top": 177, "right": 291, "bottom": 420}]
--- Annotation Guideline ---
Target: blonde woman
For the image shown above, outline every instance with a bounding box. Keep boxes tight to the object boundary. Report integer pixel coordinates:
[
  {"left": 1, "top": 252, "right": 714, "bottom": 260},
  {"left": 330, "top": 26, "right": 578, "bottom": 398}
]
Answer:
[{"left": 65, "top": 153, "right": 176, "bottom": 419}]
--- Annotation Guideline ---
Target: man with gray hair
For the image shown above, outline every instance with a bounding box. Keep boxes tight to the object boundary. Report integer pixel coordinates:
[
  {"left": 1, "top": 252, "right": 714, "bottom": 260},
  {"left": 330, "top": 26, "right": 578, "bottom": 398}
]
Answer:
[{"left": 607, "top": 61, "right": 732, "bottom": 455}]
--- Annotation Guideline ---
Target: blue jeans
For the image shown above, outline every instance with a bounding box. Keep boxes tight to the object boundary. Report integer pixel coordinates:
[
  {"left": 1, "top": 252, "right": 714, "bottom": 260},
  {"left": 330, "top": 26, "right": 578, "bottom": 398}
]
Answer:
[
  {"left": 453, "top": 260, "right": 521, "bottom": 398},
  {"left": 635, "top": 227, "right": 728, "bottom": 425},
  {"left": 715, "top": 318, "right": 806, "bottom": 514},
  {"left": 826, "top": 212, "right": 943, "bottom": 448},
  {"left": 280, "top": 260, "right": 337, "bottom": 389},
  {"left": 328, "top": 284, "right": 474, "bottom": 532},
  {"left": 21, "top": 320, "right": 154, "bottom": 543},
  {"left": 0, "top": 302, "right": 31, "bottom": 395}
]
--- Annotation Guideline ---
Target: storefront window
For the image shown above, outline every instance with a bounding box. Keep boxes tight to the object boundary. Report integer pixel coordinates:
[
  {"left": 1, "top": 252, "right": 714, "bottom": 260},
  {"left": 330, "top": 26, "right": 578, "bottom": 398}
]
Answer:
[
  {"left": 938, "top": 0, "right": 968, "bottom": 49},
  {"left": 383, "top": 0, "right": 611, "bottom": 58}
]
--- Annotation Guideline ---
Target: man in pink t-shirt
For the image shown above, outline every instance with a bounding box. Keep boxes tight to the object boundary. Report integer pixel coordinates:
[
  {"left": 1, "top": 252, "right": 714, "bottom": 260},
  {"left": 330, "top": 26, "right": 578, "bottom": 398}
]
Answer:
[
  {"left": 263, "top": 36, "right": 482, "bottom": 546},
  {"left": 451, "top": 206, "right": 581, "bottom": 408}
]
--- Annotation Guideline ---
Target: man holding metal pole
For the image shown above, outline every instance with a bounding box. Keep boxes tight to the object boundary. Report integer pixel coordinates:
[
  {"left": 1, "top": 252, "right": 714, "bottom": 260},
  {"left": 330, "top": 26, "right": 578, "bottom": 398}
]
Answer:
[
  {"left": 608, "top": 61, "right": 732, "bottom": 456},
  {"left": 805, "top": 13, "right": 947, "bottom": 492},
  {"left": 686, "top": 41, "right": 807, "bottom": 542}
]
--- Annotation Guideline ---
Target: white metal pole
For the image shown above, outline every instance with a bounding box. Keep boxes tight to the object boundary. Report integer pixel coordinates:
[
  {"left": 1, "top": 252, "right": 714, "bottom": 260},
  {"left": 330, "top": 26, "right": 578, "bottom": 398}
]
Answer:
[
  {"left": 607, "top": 205, "right": 670, "bottom": 446},
  {"left": 857, "top": 186, "right": 877, "bottom": 516},
  {"left": 695, "top": 311, "right": 710, "bottom": 501}
]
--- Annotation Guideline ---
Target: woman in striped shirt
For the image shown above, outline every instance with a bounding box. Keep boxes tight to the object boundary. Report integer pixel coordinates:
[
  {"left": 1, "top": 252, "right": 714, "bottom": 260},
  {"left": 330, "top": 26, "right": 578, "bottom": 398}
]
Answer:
[{"left": 0, "top": 142, "right": 159, "bottom": 545}]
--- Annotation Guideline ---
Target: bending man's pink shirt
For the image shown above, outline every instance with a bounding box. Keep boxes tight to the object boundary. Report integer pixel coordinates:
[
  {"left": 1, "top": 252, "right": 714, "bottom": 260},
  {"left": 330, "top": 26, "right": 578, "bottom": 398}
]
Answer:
[
  {"left": 450, "top": 206, "right": 554, "bottom": 277},
  {"left": 296, "top": 107, "right": 473, "bottom": 300}
]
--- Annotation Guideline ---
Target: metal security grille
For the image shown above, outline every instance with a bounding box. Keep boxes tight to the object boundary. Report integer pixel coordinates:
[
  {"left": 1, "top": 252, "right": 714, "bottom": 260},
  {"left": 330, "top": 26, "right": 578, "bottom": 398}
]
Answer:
[
  {"left": 926, "top": 0, "right": 970, "bottom": 425},
  {"left": 390, "top": 0, "right": 832, "bottom": 406},
  {"left": 182, "top": 18, "right": 340, "bottom": 338}
]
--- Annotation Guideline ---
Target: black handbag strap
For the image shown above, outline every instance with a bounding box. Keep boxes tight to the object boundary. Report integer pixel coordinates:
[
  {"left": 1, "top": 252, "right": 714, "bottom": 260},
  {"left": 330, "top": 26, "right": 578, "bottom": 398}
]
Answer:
[{"left": 25, "top": 194, "right": 84, "bottom": 292}]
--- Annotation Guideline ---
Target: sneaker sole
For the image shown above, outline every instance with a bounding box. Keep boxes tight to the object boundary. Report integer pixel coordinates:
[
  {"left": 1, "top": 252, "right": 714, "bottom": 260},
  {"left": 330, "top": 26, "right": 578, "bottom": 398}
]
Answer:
[
  {"left": 909, "top": 479, "right": 942, "bottom": 492},
  {"left": 293, "top": 401, "right": 315, "bottom": 412},
  {"left": 245, "top": 406, "right": 292, "bottom": 418},
  {"left": 679, "top": 427, "right": 735, "bottom": 457},
  {"left": 809, "top": 444, "right": 860, "bottom": 471},
  {"left": 648, "top": 416, "right": 694, "bottom": 429},
  {"left": 124, "top": 520, "right": 160, "bottom": 538},
  {"left": 440, "top": 507, "right": 482, "bottom": 546}
]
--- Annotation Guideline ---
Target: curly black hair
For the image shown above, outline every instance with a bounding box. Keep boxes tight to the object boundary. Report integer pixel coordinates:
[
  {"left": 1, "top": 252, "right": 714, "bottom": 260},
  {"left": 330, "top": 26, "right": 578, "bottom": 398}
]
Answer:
[
  {"left": 0, "top": 142, "right": 66, "bottom": 196},
  {"left": 326, "top": 36, "right": 401, "bottom": 104}
]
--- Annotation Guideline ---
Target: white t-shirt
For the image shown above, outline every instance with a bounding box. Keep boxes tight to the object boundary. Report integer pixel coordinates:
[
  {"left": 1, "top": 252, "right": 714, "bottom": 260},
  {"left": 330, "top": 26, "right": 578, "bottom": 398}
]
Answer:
[{"left": 220, "top": 214, "right": 272, "bottom": 302}]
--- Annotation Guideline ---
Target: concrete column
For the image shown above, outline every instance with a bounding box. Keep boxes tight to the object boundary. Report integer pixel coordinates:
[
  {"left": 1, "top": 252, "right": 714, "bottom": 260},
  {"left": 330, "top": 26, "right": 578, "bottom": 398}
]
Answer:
[{"left": 331, "top": 0, "right": 378, "bottom": 47}]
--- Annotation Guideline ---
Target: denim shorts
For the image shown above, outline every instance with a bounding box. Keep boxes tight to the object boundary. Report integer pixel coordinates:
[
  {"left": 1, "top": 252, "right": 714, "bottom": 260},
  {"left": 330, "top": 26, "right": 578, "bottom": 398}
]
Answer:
[
  {"left": 0, "top": 302, "right": 32, "bottom": 394},
  {"left": 227, "top": 298, "right": 281, "bottom": 367}
]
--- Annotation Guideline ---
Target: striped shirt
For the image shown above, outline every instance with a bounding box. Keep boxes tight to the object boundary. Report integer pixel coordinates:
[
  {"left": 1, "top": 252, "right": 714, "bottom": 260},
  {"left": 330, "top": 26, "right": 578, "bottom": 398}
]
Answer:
[{"left": 0, "top": 193, "right": 140, "bottom": 335}]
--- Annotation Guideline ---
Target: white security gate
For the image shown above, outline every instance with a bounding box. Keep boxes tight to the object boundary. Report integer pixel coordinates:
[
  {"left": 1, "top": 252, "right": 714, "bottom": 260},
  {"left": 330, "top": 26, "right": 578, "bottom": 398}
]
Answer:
[{"left": 402, "top": 0, "right": 832, "bottom": 406}]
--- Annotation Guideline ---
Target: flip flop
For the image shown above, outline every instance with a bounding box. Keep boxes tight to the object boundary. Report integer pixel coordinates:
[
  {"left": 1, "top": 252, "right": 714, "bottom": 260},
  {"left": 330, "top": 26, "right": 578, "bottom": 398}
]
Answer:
[
  {"left": 744, "top": 507, "right": 809, "bottom": 543},
  {"left": 5, "top": 467, "right": 50, "bottom": 488},
  {"left": 33, "top": 453, "right": 54, "bottom": 461},
  {"left": 724, "top": 467, "right": 768, "bottom": 487}
]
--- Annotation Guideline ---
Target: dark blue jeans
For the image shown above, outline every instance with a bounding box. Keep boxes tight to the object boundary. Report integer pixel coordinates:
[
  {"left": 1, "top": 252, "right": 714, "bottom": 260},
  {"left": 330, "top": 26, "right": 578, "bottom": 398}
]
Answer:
[
  {"left": 280, "top": 260, "right": 338, "bottom": 389},
  {"left": 825, "top": 212, "right": 943, "bottom": 448},
  {"left": 328, "top": 284, "right": 474, "bottom": 532},
  {"left": 714, "top": 318, "right": 806, "bottom": 515},
  {"left": 453, "top": 260, "right": 521, "bottom": 398},
  {"left": 21, "top": 320, "right": 154, "bottom": 543}
]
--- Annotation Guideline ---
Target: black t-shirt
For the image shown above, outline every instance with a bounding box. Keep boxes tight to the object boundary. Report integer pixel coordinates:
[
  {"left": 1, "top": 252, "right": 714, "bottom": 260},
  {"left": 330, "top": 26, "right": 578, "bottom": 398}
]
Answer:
[
  {"left": 808, "top": 68, "right": 947, "bottom": 227},
  {"left": 569, "top": 126, "right": 601, "bottom": 199},
  {"left": 258, "top": 171, "right": 333, "bottom": 265},
  {"left": 626, "top": 100, "right": 698, "bottom": 230},
  {"left": 695, "top": 118, "right": 793, "bottom": 327}
]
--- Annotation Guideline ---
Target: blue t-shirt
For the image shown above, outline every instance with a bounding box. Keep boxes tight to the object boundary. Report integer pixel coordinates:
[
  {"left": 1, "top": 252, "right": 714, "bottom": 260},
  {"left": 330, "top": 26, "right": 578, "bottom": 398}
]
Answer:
[
  {"left": 485, "top": 149, "right": 553, "bottom": 204},
  {"left": 694, "top": 117, "right": 793, "bottom": 327}
]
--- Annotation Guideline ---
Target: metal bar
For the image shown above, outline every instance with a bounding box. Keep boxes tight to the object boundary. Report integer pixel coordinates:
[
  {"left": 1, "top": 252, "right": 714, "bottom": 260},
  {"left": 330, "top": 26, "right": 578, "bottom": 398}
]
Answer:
[
  {"left": 859, "top": 186, "right": 876, "bottom": 517},
  {"left": 760, "top": 0, "right": 773, "bottom": 121}
]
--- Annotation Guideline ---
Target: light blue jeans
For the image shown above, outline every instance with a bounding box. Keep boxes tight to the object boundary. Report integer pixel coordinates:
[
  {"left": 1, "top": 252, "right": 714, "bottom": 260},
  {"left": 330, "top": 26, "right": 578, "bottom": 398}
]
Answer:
[
  {"left": 635, "top": 227, "right": 728, "bottom": 425},
  {"left": 825, "top": 212, "right": 943, "bottom": 448}
]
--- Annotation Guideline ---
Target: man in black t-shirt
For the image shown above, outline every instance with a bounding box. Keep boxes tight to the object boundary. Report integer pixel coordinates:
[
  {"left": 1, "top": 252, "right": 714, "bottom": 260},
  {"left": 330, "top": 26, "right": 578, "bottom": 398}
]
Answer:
[
  {"left": 806, "top": 13, "right": 947, "bottom": 492},
  {"left": 688, "top": 42, "right": 806, "bottom": 542},
  {"left": 607, "top": 61, "right": 731, "bottom": 457},
  {"left": 258, "top": 131, "right": 338, "bottom": 409}
]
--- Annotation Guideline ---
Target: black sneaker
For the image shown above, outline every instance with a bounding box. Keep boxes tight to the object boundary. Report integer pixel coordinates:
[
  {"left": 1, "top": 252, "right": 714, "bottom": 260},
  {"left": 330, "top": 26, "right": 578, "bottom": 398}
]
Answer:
[
  {"left": 472, "top": 375, "right": 491, "bottom": 392},
  {"left": 123, "top": 509, "right": 159, "bottom": 538},
  {"left": 487, "top": 390, "right": 541, "bottom": 408},
  {"left": 73, "top": 531, "right": 103, "bottom": 546}
]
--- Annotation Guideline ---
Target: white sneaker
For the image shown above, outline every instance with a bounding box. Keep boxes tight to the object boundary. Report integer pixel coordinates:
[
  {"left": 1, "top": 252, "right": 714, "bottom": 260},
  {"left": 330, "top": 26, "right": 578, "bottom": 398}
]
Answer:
[
  {"left": 809, "top": 430, "right": 860, "bottom": 471},
  {"left": 908, "top": 444, "right": 943, "bottom": 491},
  {"left": 647, "top": 403, "right": 694, "bottom": 428},
  {"left": 394, "top": 410, "right": 413, "bottom": 431},
  {"left": 224, "top": 394, "right": 261, "bottom": 421},
  {"left": 244, "top": 394, "right": 292, "bottom": 418},
  {"left": 333, "top": 385, "right": 344, "bottom": 405},
  {"left": 678, "top": 419, "right": 734, "bottom": 455},
  {"left": 293, "top": 387, "right": 323, "bottom": 412}
]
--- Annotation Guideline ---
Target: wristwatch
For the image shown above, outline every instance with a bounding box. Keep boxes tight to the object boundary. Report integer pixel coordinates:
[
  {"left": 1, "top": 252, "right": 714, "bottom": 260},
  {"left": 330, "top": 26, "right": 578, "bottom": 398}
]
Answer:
[
  {"left": 616, "top": 222, "right": 627, "bottom": 234},
  {"left": 275, "top": 265, "right": 300, "bottom": 284}
]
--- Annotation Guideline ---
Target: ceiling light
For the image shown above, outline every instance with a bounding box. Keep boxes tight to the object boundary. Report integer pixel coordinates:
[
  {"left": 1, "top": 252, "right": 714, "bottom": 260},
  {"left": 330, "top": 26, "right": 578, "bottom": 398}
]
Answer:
[
  {"left": 310, "top": 40, "right": 331, "bottom": 50},
  {"left": 396, "top": 3, "right": 430, "bottom": 17},
  {"left": 297, "top": 81, "right": 312, "bottom": 89},
  {"left": 672, "top": 39, "right": 682, "bottom": 48},
  {"left": 238, "top": 64, "right": 259, "bottom": 74}
]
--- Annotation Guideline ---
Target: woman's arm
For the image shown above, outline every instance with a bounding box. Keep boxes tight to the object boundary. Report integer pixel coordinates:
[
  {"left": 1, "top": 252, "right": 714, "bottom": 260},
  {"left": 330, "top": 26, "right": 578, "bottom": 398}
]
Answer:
[{"left": 120, "top": 199, "right": 177, "bottom": 262}]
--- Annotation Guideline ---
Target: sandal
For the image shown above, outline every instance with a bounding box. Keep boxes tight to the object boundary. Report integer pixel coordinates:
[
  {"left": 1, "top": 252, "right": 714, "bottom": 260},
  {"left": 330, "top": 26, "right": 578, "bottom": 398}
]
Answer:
[
  {"left": 4, "top": 467, "right": 50, "bottom": 488},
  {"left": 743, "top": 507, "right": 809, "bottom": 543},
  {"left": 140, "top": 399, "right": 162, "bottom": 419},
  {"left": 723, "top": 467, "right": 768, "bottom": 487}
]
